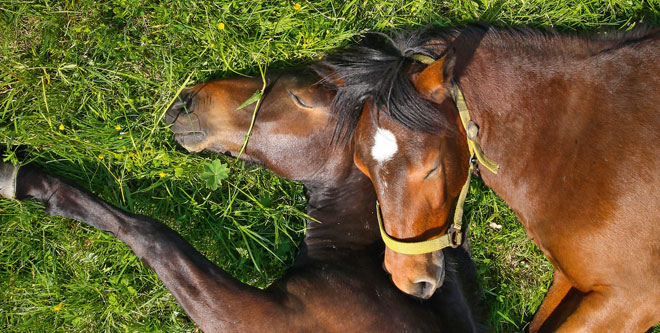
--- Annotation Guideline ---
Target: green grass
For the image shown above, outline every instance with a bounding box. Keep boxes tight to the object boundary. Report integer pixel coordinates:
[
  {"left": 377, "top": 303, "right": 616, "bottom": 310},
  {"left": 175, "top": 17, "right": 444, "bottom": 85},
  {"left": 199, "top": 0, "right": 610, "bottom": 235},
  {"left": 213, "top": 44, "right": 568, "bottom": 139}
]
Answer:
[{"left": 1, "top": 0, "right": 658, "bottom": 331}]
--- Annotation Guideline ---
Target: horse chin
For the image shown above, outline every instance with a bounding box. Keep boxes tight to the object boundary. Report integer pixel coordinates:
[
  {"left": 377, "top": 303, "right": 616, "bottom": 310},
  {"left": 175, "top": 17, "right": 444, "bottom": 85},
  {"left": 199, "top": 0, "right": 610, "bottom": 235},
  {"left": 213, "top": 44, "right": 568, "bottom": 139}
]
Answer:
[{"left": 198, "top": 146, "right": 265, "bottom": 167}]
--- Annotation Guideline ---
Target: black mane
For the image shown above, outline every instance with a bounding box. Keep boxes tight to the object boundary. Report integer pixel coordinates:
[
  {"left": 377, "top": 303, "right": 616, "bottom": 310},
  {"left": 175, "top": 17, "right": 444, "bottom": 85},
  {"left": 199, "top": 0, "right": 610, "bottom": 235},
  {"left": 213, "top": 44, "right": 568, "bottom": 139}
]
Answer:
[
  {"left": 312, "top": 31, "right": 448, "bottom": 142},
  {"left": 313, "top": 23, "right": 660, "bottom": 141}
]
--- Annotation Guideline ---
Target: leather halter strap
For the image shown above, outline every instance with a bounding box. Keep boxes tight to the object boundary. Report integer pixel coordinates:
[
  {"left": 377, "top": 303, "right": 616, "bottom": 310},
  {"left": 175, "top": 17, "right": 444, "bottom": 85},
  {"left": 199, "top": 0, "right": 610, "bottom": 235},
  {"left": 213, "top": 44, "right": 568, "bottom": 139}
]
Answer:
[
  {"left": 376, "top": 55, "right": 499, "bottom": 255},
  {"left": 377, "top": 181, "right": 467, "bottom": 255},
  {"left": 451, "top": 85, "right": 499, "bottom": 174}
]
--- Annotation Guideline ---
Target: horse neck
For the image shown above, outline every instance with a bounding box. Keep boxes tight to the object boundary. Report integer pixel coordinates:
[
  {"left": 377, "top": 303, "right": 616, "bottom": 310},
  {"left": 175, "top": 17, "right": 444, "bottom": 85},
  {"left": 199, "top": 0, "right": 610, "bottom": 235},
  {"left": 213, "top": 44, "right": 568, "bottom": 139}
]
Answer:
[
  {"left": 452, "top": 30, "right": 596, "bottom": 223},
  {"left": 452, "top": 27, "right": 660, "bottom": 225},
  {"left": 296, "top": 166, "right": 380, "bottom": 264}
]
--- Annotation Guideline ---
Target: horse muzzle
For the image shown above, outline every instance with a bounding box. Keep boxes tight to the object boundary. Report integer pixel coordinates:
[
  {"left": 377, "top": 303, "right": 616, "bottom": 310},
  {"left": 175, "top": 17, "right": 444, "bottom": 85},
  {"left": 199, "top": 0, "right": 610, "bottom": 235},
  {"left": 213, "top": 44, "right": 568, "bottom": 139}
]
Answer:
[
  {"left": 385, "top": 248, "right": 445, "bottom": 299},
  {"left": 166, "top": 90, "right": 208, "bottom": 152}
]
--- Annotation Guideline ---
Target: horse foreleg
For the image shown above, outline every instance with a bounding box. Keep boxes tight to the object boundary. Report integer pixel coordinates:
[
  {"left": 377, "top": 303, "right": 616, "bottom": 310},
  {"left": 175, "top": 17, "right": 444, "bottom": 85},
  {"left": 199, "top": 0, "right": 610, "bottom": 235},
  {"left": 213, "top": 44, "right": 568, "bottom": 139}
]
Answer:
[
  {"left": 555, "top": 287, "right": 658, "bottom": 333},
  {"left": 1, "top": 164, "right": 285, "bottom": 332},
  {"left": 537, "top": 287, "right": 585, "bottom": 332},
  {"left": 529, "top": 268, "right": 572, "bottom": 332}
]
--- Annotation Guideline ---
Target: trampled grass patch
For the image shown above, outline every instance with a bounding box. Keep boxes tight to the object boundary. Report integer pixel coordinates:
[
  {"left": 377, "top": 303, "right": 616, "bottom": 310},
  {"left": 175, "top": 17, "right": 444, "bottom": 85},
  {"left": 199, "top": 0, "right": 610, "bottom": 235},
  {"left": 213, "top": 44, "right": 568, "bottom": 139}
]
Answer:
[{"left": 1, "top": 0, "right": 658, "bottom": 331}]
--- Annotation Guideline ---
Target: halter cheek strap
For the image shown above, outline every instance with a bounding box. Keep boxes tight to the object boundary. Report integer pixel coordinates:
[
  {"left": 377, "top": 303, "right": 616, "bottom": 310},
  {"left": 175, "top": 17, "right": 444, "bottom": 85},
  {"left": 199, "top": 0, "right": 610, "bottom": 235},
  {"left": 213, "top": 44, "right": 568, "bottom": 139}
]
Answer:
[
  {"left": 451, "top": 84, "right": 499, "bottom": 175},
  {"left": 376, "top": 54, "right": 499, "bottom": 254},
  {"left": 410, "top": 54, "right": 500, "bottom": 174}
]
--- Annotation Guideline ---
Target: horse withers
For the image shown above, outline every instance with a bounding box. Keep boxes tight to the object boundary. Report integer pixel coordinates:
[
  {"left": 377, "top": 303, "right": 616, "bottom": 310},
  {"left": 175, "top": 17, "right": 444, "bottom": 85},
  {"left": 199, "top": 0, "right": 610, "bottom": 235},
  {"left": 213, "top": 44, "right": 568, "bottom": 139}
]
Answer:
[
  {"left": 0, "top": 69, "right": 486, "bottom": 332},
  {"left": 317, "top": 25, "right": 660, "bottom": 331}
]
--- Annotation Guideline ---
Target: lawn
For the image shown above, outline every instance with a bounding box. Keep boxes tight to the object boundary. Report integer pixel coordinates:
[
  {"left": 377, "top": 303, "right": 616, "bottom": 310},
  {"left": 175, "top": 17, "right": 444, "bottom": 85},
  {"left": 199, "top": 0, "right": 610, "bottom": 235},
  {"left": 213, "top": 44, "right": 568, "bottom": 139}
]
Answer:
[{"left": 1, "top": 0, "right": 658, "bottom": 331}]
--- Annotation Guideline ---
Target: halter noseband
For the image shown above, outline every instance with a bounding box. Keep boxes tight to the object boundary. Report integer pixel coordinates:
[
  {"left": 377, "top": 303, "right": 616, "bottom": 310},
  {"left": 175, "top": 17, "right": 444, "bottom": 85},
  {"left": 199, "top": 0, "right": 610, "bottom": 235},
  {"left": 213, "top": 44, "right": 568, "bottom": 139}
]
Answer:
[{"left": 376, "top": 54, "right": 499, "bottom": 255}]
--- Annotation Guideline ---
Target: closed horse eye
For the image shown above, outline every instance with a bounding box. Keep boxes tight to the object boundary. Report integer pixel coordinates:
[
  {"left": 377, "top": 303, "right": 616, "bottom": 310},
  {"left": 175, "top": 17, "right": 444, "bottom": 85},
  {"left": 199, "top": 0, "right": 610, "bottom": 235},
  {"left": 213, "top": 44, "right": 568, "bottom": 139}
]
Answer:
[
  {"left": 424, "top": 160, "right": 442, "bottom": 179},
  {"left": 425, "top": 165, "right": 439, "bottom": 179},
  {"left": 288, "top": 90, "right": 312, "bottom": 109}
]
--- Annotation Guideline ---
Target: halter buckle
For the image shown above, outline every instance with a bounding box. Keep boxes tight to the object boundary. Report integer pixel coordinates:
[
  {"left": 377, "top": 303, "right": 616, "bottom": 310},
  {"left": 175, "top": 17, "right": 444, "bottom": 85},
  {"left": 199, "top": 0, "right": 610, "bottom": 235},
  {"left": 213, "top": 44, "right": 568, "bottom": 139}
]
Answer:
[{"left": 447, "top": 226, "right": 462, "bottom": 248}]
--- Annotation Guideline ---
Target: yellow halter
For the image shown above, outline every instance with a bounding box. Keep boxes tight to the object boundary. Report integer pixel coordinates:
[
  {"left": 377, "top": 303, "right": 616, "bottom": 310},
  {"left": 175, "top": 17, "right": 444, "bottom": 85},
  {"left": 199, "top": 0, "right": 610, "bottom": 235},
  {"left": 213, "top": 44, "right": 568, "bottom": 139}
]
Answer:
[{"left": 377, "top": 54, "right": 499, "bottom": 254}]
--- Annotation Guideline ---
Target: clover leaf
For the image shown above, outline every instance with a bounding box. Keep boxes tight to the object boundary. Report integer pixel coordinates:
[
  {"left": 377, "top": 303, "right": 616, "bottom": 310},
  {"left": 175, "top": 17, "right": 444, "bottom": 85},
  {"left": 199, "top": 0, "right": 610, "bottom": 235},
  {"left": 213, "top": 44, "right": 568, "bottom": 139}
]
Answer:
[{"left": 201, "top": 159, "right": 230, "bottom": 190}]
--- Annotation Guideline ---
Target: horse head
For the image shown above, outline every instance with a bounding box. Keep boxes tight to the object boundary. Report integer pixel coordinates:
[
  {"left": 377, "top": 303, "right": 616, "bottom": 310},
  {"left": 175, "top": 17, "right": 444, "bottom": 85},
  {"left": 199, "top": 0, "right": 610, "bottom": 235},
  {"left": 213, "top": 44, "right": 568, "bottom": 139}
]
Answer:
[
  {"left": 316, "top": 32, "right": 472, "bottom": 299},
  {"left": 351, "top": 100, "right": 468, "bottom": 299},
  {"left": 165, "top": 69, "right": 353, "bottom": 184}
]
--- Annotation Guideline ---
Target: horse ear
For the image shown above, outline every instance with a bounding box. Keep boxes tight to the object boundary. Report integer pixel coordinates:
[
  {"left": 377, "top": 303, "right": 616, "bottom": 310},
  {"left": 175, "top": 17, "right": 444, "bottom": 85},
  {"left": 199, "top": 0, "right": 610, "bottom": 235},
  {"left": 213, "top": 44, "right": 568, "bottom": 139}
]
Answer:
[
  {"left": 413, "top": 57, "right": 448, "bottom": 103},
  {"left": 312, "top": 64, "right": 344, "bottom": 87}
]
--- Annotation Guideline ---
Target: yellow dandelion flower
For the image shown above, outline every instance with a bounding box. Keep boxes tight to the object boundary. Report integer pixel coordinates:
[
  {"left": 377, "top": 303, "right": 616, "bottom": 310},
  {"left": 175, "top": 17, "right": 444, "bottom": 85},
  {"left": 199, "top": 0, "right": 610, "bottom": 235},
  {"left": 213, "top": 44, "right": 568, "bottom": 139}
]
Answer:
[
  {"left": 159, "top": 172, "right": 167, "bottom": 178},
  {"left": 302, "top": 43, "right": 307, "bottom": 48},
  {"left": 115, "top": 124, "right": 121, "bottom": 131},
  {"left": 58, "top": 124, "right": 65, "bottom": 131},
  {"left": 98, "top": 154, "right": 104, "bottom": 160},
  {"left": 53, "top": 302, "right": 63, "bottom": 311},
  {"left": 217, "top": 22, "right": 225, "bottom": 30},
  {"left": 293, "top": 3, "right": 301, "bottom": 10},
  {"left": 128, "top": 152, "right": 135, "bottom": 157}
]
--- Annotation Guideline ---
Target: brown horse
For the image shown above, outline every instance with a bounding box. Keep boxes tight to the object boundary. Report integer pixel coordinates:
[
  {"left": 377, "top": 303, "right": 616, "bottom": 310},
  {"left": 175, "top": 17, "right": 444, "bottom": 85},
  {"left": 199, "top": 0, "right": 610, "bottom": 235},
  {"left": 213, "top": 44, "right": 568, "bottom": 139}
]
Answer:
[
  {"left": 0, "top": 70, "right": 486, "bottom": 332},
  {"left": 316, "top": 25, "right": 660, "bottom": 331}
]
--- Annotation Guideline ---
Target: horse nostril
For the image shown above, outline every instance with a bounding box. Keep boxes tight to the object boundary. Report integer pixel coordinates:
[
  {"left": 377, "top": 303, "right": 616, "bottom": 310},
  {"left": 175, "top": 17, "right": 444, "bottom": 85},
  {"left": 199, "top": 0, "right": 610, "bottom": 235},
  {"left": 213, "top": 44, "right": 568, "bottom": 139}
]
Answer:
[
  {"left": 165, "top": 90, "right": 194, "bottom": 125},
  {"left": 413, "top": 279, "right": 438, "bottom": 299}
]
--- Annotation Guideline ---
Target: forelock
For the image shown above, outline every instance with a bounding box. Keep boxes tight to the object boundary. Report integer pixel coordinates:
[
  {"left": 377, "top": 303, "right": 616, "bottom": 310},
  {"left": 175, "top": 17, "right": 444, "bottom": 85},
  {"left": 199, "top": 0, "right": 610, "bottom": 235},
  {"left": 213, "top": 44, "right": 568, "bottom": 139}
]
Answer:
[{"left": 312, "top": 30, "right": 451, "bottom": 144}]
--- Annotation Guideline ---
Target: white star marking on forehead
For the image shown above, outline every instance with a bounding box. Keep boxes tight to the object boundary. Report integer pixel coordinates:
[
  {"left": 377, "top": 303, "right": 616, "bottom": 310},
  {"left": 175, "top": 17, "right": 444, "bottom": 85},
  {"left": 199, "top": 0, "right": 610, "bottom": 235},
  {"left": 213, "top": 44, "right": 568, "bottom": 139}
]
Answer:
[{"left": 371, "top": 128, "right": 398, "bottom": 163}]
